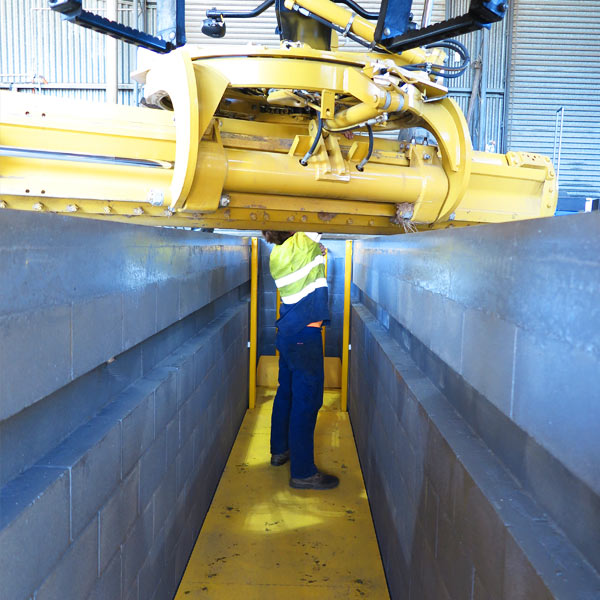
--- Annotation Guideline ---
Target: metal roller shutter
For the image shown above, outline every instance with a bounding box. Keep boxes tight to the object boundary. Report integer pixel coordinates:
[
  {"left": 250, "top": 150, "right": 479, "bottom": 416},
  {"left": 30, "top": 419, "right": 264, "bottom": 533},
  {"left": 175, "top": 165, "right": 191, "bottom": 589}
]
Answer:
[{"left": 506, "top": 0, "right": 600, "bottom": 207}]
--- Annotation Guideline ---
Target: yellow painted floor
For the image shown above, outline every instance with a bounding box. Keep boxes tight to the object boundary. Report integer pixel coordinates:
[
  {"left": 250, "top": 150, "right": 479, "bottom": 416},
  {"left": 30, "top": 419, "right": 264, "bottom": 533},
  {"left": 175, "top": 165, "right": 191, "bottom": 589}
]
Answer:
[{"left": 175, "top": 387, "right": 389, "bottom": 599}]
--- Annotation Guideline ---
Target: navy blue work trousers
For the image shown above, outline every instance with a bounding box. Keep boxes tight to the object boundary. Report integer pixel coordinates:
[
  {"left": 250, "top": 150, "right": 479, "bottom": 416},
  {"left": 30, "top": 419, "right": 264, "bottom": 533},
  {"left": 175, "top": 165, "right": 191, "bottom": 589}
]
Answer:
[{"left": 271, "top": 327, "right": 324, "bottom": 479}]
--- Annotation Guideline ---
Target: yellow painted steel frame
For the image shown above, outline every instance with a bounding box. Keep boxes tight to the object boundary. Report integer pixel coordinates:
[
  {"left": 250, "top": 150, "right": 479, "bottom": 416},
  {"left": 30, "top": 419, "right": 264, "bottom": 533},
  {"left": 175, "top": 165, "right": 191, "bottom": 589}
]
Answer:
[
  {"left": 0, "top": 40, "right": 557, "bottom": 234},
  {"left": 341, "top": 240, "right": 353, "bottom": 412},
  {"left": 249, "top": 237, "right": 259, "bottom": 410}
]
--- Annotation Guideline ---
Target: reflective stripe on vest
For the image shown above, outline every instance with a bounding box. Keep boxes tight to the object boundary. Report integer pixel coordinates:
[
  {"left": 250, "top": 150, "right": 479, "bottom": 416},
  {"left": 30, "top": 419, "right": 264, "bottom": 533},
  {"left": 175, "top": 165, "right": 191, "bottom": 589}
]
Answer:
[{"left": 270, "top": 232, "right": 326, "bottom": 305}]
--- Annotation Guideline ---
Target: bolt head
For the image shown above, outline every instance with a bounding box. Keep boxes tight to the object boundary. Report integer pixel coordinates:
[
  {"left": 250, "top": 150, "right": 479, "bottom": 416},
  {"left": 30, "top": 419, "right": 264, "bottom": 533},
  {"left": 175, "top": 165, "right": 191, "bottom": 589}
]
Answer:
[{"left": 383, "top": 27, "right": 391, "bottom": 36}]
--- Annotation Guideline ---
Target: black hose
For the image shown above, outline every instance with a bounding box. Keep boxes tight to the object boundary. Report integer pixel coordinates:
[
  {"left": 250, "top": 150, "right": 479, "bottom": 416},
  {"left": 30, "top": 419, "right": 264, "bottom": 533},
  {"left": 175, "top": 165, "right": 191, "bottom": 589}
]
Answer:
[
  {"left": 300, "top": 115, "right": 323, "bottom": 166},
  {"left": 207, "top": 0, "right": 275, "bottom": 19},
  {"left": 356, "top": 125, "right": 374, "bottom": 172},
  {"left": 403, "top": 39, "right": 470, "bottom": 79}
]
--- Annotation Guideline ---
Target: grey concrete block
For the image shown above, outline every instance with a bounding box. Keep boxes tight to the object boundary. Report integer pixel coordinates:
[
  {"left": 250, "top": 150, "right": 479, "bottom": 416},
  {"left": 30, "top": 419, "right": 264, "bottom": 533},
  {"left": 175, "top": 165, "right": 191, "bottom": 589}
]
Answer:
[
  {"left": 72, "top": 293, "right": 123, "bottom": 379},
  {"left": 177, "top": 354, "right": 196, "bottom": 406},
  {"left": 122, "top": 499, "right": 154, "bottom": 592},
  {"left": 40, "top": 416, "right": 121, "bottom": 539},
  {"left": 0, "top": 467, "right": 70, "bottom": 600},
  {"left": 178, "top": 394, "right": 198, "bottom": 446},
  {"left": 179, "top": 272, "right": 213, "bottom": 319},
  {"left": 99, "top": 465, "right": 139, "bottom": 574},
  {"left": 513, "top": 330, "right": 600, "bottom": 495},
  {"left": 89, "top": 547, "right": 122, "bottom": 600},
  {"left": 503, "top": 532, "right": 553, "bottom": 600},
  {"left": 150, "top": 577, "right": 171, "bottom": 600},
  {"left": 154, "top": 461, "right": 176, "bottom": 539},
  {"left": 193, "top": 343, "right": 214, "bottom": 389},
  {"left": 124, "top": 578, "right": 139, "bottom": 600},
  {"left": 139, "top": 432, "right": 167, "bottom": 512},
  {"left": 435, "top": 510, "right": 474, "bottom": 600},
  {"left": 461, "top": 308, "right": 516, "bottom": 416},
  {"left": 455, "top": 471, "right": 506, "bottom": 595},
  {"left": 156, "top": 278, "right": 180, "bottom": 333},
  {"left": 123, "top": 285, "right": 157, "bottom": 349},
  {"left": 427, "top": 296, "right": 464, "bottom": 375},
  {"left": 122, "top": 388, "right": 155, "bottom": 477},
  {"left": 0, "top": 304, "right": 71, "bottom": 421},
  {"left": 166, "top": 416, "right": 179, "bottom": 467},
  {"left": 138, "top": 529, "right": 165, "bottom": 600},
  {"left": 35, "top": 515, "right": 99, "bottom": 600},
  {"left": 147, "top": 368, "right": 177, "bottom": 435},
  {"left": 176, "top": 434, "right": 194, "bottom": 498}
]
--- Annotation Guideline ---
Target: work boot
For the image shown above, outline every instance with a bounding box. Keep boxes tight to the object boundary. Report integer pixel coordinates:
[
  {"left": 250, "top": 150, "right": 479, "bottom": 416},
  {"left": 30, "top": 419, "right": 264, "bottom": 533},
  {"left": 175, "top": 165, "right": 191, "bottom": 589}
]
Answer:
[
  {"left": 290, "top": 471, "right": 339, "bottom": 490},
  {"left": 271, "top": 450, "right": 290, "bottom": 466}
]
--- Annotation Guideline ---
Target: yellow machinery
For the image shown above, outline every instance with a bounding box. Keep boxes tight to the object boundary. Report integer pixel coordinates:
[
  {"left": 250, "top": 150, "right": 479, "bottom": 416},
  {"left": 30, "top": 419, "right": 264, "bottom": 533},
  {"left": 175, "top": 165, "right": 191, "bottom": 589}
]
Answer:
[{"left": 0, "top": 0, "right": 557, "bottom": 235}]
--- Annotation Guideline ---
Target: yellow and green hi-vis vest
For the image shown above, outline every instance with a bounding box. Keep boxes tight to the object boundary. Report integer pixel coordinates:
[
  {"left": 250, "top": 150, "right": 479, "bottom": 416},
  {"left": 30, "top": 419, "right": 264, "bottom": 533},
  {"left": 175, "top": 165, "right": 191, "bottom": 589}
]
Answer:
[{"left": 269, "top": 232, "right": 330, "bottom": 335}]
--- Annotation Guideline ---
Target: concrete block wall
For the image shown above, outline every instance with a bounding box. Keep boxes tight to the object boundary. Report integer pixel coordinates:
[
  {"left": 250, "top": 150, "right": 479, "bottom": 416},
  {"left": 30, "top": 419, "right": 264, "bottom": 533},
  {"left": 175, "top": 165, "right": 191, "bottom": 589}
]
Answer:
[
  {"left": 349, "top": 213, "right": 600, "bottom": 598},
  {"left": 258, "top": 237, "right": 347, "bottom": 358},
  {"left": 0, "top": 211, "right": 250, "bottom": 600}
]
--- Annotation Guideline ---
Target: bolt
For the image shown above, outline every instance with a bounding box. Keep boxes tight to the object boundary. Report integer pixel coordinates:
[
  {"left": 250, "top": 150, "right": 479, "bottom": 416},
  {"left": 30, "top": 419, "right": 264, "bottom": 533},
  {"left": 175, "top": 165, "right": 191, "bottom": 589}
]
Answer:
[
  {"left": 383, "top": 27, "right": 391, "bottom": 36},
  {"left": 32, "top": 203, "right": 43, "bottom": 211},
  {"left": 103, "top": 206, "right": 112, "bottom": 214},
  {"left": 65, "top": 204, "right": 78, "bottom": 212},
  {"left": 133, "top": 207, "right": 144, "bottom": 216},
  {"left": 219, "top": 195, "right": 231, "bottom": 207},
  {"left": 169, "top": 32, "right": 176, "bottom": 40},
  {"left": 250, "top": 212, "right": 257, "bottom": 220},
  {"left": 163, "top": 209, "right": 174, "bottom": 217},
  {"left": 0, "top": 201, "right": 6, "bottom": 209},
  {"left": 423, "top": 153, "right": 431, "bottom": 160}
]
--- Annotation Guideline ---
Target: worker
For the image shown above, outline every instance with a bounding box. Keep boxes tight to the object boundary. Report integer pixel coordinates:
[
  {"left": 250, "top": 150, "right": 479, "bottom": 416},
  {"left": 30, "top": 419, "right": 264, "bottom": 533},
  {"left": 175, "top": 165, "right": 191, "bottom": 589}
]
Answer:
[{"left": 263, "top": 230, "right": 339, "bottom": 490}]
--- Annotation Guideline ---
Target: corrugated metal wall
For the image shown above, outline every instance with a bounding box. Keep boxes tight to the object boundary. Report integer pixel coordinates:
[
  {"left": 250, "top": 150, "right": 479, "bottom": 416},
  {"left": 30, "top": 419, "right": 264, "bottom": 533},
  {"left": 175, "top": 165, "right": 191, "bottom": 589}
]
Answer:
[
  {"left": 0, "top": 0, "right": 155, "bottom": 105},
  {"left": 506, "top": 1, "right": 600, "bottom": 205},
  {"left": 445, "top": 0, "right": 508, "bottom": 151}
]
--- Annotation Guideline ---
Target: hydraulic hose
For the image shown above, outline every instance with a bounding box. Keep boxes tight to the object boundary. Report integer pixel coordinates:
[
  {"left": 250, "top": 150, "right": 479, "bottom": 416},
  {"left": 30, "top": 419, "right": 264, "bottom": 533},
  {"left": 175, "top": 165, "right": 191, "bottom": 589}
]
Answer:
[
  {"left": 300, "top": 115, "right": 323, "bottom": 166},
  {"left": 356, "top": 125, "right": 374, "bottom": 172}
]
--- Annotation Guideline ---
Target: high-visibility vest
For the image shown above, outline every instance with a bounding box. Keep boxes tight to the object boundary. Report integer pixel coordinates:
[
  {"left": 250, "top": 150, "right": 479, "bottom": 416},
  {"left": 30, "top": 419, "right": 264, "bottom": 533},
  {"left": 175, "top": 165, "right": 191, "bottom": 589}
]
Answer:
[{"left": 270, "top": 232, "right": 327, "bottom": 305}]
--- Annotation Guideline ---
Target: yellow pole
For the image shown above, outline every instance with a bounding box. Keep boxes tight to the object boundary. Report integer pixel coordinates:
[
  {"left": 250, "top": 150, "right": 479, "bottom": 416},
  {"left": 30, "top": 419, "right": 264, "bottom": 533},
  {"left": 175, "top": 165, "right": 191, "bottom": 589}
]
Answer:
[
  {"left": 249, "top": 237, "right": 258, "bottom": 409},
  {"left": 341, "top": 240, "right": 353, "bottom": 411}
]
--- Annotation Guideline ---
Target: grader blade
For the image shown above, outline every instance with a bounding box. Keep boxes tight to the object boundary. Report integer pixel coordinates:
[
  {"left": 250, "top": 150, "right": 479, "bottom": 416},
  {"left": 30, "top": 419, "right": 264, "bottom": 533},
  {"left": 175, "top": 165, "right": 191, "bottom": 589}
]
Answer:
[{"left": 0, "top": 45, "right": 556, "bottom": 234}]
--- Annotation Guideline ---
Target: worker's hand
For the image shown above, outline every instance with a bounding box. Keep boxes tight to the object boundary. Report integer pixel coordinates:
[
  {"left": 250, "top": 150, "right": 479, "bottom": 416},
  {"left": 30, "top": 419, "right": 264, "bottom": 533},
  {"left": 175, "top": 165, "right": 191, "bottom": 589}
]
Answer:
[
  {"left": 319, "top": 243, "right": 327, "bottom": 256},
  {"left": 342, "top": 131, "right": 354, "bottom": 140}
]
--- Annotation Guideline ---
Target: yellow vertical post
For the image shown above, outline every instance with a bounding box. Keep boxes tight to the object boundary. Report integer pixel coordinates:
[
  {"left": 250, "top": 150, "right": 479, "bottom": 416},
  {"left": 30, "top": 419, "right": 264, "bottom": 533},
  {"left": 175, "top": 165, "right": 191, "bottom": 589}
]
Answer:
[
  {"left": 341, "top": 240, "right": 353, "bottom": 411},
  {"left": 249, "top": 237, "right": 258, "bottom": 409},
  {"left": 275, "top": 289, "right": 280, "bottom": 357},
  {"left": 322, "top": 249, "right": 328, "bottom": 354}
]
